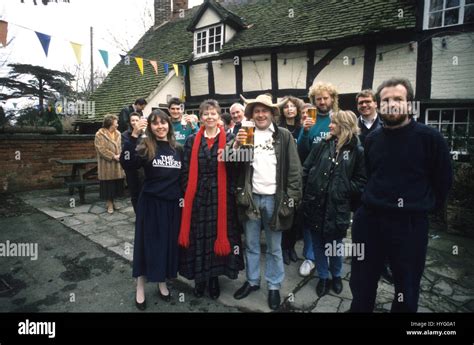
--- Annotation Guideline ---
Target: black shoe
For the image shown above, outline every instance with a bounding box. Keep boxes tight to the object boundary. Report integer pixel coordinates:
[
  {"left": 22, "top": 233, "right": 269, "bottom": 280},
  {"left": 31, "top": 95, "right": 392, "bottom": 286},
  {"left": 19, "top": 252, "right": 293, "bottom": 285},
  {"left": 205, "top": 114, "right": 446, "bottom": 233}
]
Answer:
[
  {"left": 332, "top": 277, "right": 343, "bottom": 294},
  {"left": 233, "top": 282, "right": 260, "bottom": 300},
  {"left": 193, "top": 281, "right": 206, "bottom": 298},
  {"left": 316, "top": 279, "right": 330, "bottom": 297},
  {"left": 135, "top": 299, "right": 146, "bottom": 311},
  {"left": 158, "top": 289, "right": 171, "bottom": 302},
  {"left": 268, "top": 290, "right": 281, "bottom": 310},
  {"left": 289, "top": 248, "right": 299, "bottom": 262},
  {"left": 209, "top": 277, "right": 220, "bottom": 300},
  {"left": 381, "top": 264, "right": 394, "bottom": 284},
  {"left": 283, "top": 250, "right": 290, "bottom": 265}
]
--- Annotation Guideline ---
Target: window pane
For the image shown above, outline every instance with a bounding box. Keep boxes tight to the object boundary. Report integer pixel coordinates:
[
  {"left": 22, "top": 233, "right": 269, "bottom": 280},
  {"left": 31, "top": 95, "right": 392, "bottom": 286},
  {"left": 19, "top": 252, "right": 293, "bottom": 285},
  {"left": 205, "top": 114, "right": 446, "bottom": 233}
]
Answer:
[
  {"left": 446, "top": 0, "right": 459, "bottom": 8},
  {"left": 197, "top": 47, "right": 201, "bottom": 54},
  {"left": 464, "top": 5, "right": 474, "bottom": 23},
  {"left": 209, "top": 27, "right": 215, "bottom": 36},
  {"left": 430, "top": 0, "right": 443, "bottom": 11},
  {"left": 216, "top": 26, "right": 222, "bottom": 35},
  {"left": 215, "top": 42, "right": 221, "bottom": 50},
  {"left": 429, "top": 124, "right": 440, "bottom": 130},
  {"left": 441, "top": 110, "right": 454, "bottom": 123},
  {"left": 202, "top": 31, "right": 207, "bottom": 39},
  {"left": 209, "top": 36, "right": 214, "bottom": 44},
  {"left": 441, "top": 123, "right": 453, "bottom": 138},
  {"left": 428, "top": 110, "right": 440, "bottom": 123},
  {"left": 453, "top": 137, "right": 467, "bottom": 152},
  {"left": 444, "top": 8, "right": 460, "bottom": 25},
  {"left": 456, "top": 109, "right": 468, "bottom": 122},
  {"left": 429, "top": 12, "right": 443, "bottom": 27},
  {"left": 454, "top": 124, "right": 467, "bottom": 136},
  {"left": 209, "top": 45, "right": 214, "bottom": 53},
  {"left": 467, "top": 0, "right": 474, "bottom": 4}
]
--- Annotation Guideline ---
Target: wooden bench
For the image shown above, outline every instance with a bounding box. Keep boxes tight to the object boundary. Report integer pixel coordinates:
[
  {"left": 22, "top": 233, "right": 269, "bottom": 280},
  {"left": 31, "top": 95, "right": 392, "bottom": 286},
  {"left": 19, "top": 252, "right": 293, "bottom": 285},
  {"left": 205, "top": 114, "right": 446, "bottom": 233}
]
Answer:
[{"left": 64, "top": 180, "right": 100, "bottom": 203}]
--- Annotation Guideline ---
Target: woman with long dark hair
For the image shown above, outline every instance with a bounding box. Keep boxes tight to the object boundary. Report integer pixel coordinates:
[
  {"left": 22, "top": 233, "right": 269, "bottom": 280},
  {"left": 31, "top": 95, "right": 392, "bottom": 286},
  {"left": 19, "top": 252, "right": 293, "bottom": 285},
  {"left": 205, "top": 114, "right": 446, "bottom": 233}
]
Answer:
[
  {"left": 120, "top": 110, "right": 183, "bottom": 310},
  {"left": 278, "top": 96, "right": 304, "bottom": 265},
  {"left": 178, "top": 99, "right": 244, "bottom": 300}
]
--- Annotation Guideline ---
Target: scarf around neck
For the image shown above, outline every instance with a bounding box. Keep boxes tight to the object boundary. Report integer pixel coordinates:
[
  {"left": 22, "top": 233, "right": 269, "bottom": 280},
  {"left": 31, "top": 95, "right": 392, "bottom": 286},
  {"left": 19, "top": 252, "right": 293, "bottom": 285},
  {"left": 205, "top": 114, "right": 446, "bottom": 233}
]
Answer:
[{"left": 178, "top": 125, "right": 231, "bottom": 256}]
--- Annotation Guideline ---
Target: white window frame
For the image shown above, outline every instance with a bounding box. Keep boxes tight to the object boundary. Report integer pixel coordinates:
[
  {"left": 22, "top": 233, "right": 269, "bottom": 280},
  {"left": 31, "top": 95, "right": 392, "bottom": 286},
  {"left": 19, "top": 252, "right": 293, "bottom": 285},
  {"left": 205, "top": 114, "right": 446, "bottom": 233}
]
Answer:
[
  {"left": 425, "top": 107, "right": 473, "bottom": 154},
  {"left": 423, "top": 0, "right": 474, "bottom": 29},
  {"left": 193, "top": 24, "right": 224, "bottom": 58}
]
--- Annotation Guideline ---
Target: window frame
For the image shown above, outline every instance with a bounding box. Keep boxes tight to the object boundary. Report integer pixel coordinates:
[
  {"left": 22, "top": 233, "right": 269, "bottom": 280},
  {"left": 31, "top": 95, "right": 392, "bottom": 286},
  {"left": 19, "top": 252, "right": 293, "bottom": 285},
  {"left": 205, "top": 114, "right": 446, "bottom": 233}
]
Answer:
[
  {"left": 425, "top": 107, "right": 473, "bottom": 154},
  {"left": 424, "top": 0, "right": 474, "bottom": 29},
  {"left": 193, "top": 24, "right": 224, "bottom": 58}
]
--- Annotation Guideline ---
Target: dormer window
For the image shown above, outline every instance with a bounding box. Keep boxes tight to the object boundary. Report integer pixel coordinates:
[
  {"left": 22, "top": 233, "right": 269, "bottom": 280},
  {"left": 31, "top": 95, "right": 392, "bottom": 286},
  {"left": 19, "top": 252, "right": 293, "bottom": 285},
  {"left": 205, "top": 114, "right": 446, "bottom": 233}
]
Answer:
[
  {"left": 195, "top": 24, "right": 223, "bottom": 56},
  {"left": 424, "top": 0, "right": 474, "bottom": 29}
]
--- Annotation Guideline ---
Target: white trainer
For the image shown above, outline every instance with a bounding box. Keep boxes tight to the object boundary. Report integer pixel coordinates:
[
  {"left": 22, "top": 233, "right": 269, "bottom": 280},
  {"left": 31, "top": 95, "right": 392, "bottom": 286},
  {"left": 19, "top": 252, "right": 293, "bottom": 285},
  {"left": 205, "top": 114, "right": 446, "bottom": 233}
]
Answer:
[{"left": 299, "top": 259, "right": 315, "bottom": 277}]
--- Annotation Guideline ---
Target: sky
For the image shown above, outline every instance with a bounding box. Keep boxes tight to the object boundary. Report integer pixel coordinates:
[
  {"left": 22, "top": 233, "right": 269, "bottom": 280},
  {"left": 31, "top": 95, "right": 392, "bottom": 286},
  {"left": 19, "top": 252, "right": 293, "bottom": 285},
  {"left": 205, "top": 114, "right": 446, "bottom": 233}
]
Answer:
[{"left": 0, "top": 0, "right": 204, "bottom": 109}]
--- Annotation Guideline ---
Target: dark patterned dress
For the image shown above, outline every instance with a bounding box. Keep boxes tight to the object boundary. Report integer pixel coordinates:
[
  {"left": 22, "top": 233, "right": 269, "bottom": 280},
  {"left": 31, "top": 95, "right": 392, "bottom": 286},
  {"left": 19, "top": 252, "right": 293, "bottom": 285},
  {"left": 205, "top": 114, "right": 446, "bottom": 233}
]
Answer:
[{"left": 178, "top": 131, "right": 244, "bottom": 283}]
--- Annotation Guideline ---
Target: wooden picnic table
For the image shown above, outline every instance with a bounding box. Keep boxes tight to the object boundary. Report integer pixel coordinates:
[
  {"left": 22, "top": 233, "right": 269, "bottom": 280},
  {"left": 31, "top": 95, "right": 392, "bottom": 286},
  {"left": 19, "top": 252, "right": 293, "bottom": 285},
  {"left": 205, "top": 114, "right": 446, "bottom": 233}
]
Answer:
[{"left": 54, "top": 158, "right": 98, "bottom": 203}]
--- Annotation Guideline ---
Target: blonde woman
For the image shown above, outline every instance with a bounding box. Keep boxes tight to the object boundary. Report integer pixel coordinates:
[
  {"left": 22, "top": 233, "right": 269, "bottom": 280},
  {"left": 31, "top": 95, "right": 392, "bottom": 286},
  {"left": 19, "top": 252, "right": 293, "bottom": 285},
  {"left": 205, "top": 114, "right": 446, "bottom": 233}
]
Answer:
[
  {"left": 301, "top": 110, "right": 367, "bottom": 297},
  {"left": 94, "top": 114, "right": 125, "bottom": 213}
]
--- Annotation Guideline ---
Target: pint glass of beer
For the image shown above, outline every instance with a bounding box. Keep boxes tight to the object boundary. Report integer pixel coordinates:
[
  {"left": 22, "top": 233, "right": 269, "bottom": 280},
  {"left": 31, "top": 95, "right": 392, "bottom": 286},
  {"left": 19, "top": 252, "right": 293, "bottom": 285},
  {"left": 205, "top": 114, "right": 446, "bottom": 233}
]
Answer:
[
  {"left": 307, "top": 107, "right": 317, "bottom": 123},
  {"left": 241, "top": 120, "right": 255, "bottom": 147}
]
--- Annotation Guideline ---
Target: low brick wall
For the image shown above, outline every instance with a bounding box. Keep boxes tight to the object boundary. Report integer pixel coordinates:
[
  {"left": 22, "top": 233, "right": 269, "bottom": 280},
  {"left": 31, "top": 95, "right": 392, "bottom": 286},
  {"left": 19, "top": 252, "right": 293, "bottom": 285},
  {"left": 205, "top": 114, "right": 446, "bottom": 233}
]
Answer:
[{"left": 0, "top": 134, "right": 96, "bottom": 192}]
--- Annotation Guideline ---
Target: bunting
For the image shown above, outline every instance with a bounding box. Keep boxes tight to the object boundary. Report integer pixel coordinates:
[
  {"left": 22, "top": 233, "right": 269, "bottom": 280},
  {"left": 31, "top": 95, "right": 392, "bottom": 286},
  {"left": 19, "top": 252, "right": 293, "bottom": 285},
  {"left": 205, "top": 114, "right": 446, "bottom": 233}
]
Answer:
[
  {"left": 70, "top": 42, "right": 82, "bottom": 64},
  {"left": 149, "top": 60, "right": 158, "bottom": 75},
  {"left": 181, "top": 65, "right": 187, "bottom": 77},
  {"left": 173, "top": 63, "right": 179, "bottom": 76},
  {"left": 0, "top": 20, "right": 8, "bottom": 47},
  {"left": 35, "top": 31, "right": 51, "bottom": 57},
  {"left": 163, "top": 63, "right": 169, "bottom": 75},
  {"left": 99, "top": 49, "right": 109, "bottom": 68},
  {"left": 135, "top": 57, "right": 144, "bottom": 75}
]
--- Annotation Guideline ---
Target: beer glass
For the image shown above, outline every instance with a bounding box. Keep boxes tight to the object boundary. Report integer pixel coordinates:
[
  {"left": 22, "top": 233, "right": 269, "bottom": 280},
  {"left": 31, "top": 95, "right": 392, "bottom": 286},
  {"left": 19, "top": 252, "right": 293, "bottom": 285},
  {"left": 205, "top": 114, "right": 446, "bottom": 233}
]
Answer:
[
  {"left": 141, "top": 114, "right": 147, "bottom": 138},
  {"left": 241, "top": 120, "right": 255, "bottom": 147},
  {"left": 307, "top": 107, "right": 317, "bottom": 124}
]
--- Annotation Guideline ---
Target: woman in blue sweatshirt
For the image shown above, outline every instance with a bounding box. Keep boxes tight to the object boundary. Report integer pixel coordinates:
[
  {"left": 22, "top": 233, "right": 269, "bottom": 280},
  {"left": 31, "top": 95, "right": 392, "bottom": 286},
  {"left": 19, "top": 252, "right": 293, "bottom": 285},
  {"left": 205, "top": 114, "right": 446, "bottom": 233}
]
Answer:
[{"left": 120, "top": 109, "right": 183, "bottom": 310}]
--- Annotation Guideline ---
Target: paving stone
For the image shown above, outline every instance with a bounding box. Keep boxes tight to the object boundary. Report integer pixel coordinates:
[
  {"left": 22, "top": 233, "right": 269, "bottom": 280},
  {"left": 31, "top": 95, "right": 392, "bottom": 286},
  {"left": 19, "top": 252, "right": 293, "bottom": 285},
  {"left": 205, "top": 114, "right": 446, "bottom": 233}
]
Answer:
[
  {"left": 108, "top": 242, "right": 133, "bottom": 262},
  {"left": 69, "top": 205, "right": 92, "bottom": 214},
  {"left": 312, "top": 294, "right": 341, "bottom": 312},
  {"left": 112, "top": 225, "right": 135, "bottom": 242},
  {"left": 119, "top": 206, "right": 135, "bottom": 214},
  {"left": 433, "top": 280, "right": 453, "bottom": 296},
  {"left": 99, "top": 212, "right": 129, "bottom": 221},
  {"left": 89, "top": 205, "right": 106, "bottom": 214},
  {"left": 291, "top": 278, "right": 318, "bottom": 310},
  {"left": 418, "top": 294, "right": 458, "bottom": 312},
  {"left": 450, "top": 294, "right": 474, "bottom": 304},
  {"left": 59, "top": 217, "right": 83, "bottom": 227},
  {"left": 108, "top": 220, "right": 131, "bottom": 227},
  {"left": 38, "top": 208, "right": 73, "bottom": 219},
  {"left": 417, "top": 305, "right": 435, "bottom": 313},
  {"left": 69, "top": 224, "right": 95, "bottom": 237},
  {"left": 465, "top": 300, "right": 474, "bottom": 312},
  {"left": 338, "top": 299, "right": 351, "bottom": 312},
  {"left": 88, "top": 233, "right": 122, "bottom": 248},
  {"left": 73, "top": 213, "right": 101, "bottom": 223},
  {"left": 427, "top": 265, "right": 464, "bottom": 281}
]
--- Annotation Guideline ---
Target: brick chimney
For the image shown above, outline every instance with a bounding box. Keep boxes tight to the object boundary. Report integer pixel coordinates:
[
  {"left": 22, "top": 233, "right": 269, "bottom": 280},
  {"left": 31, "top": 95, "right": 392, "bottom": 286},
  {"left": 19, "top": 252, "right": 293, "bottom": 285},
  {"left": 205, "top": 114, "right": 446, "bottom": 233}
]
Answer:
[
  {"left": 172, "top": 0, "right": 188, "bottom": 18},
  {"left": 155, "top": 0, "right": 171, "bottom": 27}
]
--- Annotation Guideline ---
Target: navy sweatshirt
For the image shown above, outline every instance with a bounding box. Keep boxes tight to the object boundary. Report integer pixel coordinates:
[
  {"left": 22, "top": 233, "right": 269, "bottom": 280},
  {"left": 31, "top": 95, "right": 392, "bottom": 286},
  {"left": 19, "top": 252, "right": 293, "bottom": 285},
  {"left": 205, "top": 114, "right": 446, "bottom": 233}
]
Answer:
[
  {"left": 120, "top": 136, "right": 183, "bottom": 200},
  {"left": 362, "top": 119, "right": 453, "bottom": 213}
]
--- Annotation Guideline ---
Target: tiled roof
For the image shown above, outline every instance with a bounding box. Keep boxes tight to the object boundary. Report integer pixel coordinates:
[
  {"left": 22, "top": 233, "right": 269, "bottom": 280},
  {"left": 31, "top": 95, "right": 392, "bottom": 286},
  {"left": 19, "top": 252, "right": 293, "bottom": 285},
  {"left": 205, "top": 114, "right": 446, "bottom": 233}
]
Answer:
[{"left": 80, "top": 0, "right": 416, "bottom": 123}]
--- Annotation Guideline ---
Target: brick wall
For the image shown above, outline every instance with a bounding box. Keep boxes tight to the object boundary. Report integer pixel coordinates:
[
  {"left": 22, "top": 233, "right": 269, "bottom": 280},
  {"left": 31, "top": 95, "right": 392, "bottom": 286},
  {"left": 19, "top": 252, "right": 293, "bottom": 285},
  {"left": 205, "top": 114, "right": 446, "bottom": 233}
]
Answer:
[{"left": 0, "top": 134, "right": 96, "bottom": 192}]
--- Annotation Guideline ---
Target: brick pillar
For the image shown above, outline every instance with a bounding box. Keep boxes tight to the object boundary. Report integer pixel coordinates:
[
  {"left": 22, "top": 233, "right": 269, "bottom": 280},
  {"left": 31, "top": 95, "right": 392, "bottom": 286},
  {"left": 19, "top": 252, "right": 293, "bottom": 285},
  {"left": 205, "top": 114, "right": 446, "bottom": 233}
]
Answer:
[
  {"left": 155, "top": 0, "right": 171, "bottom": 27},
  {"left": 172, "top": 0, "right": 188, "bottom": 18}
]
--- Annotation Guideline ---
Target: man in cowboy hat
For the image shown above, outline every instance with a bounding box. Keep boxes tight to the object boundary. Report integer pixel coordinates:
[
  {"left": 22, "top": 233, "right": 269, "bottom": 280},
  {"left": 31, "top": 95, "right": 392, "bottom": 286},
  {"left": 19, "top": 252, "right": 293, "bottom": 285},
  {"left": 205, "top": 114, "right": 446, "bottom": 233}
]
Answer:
[{"left": 230, "top": 94, "right": 302, "bottom": 310}]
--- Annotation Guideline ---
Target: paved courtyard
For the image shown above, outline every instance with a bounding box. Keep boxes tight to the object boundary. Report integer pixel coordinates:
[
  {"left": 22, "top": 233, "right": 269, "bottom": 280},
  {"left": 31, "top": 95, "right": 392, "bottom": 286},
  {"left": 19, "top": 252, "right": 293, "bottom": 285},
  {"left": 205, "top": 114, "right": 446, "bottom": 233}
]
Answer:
[{"left": 5, "top": 187, "right": 474, "bottom": 312}]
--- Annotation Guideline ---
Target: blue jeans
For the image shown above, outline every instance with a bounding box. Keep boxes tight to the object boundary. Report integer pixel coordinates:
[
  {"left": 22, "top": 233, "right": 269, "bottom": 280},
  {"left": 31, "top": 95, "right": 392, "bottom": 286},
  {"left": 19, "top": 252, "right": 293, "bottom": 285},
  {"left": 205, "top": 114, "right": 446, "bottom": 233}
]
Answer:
[
  {"left": 309, "top": 228, "right": 342, "bottom": 280},
  {"left": 303, "top": 227, "right": 315, "bottom": 261},
  {"left": 244, "top": 194, "right": 284, "bottom": 290}
]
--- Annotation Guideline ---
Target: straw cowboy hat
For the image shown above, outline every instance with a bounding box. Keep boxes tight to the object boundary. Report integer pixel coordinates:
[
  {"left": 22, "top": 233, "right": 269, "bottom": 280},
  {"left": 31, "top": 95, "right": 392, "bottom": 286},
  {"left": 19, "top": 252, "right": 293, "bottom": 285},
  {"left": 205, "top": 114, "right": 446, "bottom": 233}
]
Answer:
[{"left": 240, "top": 94, "right": 280, "bottom": 119}]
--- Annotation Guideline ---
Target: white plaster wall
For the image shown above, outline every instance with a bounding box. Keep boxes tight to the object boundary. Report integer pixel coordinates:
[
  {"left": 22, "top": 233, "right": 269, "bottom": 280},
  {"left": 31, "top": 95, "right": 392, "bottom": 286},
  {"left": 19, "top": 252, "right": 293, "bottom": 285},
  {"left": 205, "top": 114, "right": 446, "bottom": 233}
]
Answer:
[
  {"left": 189, "top": 63, "right": 209, "bottom": 96},
  {"left": 242, "top": 55, "right": 272, "bottom": 92},
  {"left": 312, "top": 46, "right": 365, "bottom": 94},
  {"left": 431, "top": 33, "right": 474, "bottom": 99},
  {"left": 277, "top": 52, "right": 307, "bottom": 89},
  {"left": 213, "top": 59, "right": 237, "bottom": 95},
  {"left": 373, "top": 42, "right": 417, "bottom": 92},
  {"left": 143, "top": 74, "right": 184, "bottom": 116},
  {"left": 195, "top": 8, "right": 221, "bottom": 29}
]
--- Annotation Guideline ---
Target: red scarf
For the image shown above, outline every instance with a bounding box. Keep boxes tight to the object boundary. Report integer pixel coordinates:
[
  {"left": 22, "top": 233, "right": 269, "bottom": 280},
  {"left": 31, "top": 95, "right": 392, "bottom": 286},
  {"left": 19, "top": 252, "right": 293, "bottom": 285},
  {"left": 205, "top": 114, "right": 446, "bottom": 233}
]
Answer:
[{"left": 178, "top": 125, "right": 231, "bottom": 256}]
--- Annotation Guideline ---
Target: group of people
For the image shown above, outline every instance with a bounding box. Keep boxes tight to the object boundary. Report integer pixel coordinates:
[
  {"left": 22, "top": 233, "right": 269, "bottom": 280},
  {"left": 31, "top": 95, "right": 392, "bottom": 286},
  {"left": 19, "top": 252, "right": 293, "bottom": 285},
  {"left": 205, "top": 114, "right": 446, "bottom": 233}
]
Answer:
[{"left": 93, "top": 77, "right": 452, "bottom": 313}]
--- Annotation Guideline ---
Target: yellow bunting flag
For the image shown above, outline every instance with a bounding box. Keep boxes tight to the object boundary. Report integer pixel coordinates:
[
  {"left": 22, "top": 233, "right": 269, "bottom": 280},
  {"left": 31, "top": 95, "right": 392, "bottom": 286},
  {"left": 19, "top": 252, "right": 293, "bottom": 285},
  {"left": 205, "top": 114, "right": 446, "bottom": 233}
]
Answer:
[
  {"left": 135, "top": 57, "right": 144, "bottom": 75},
  {"left": 173, "top": 64, "right": 179, "bottom": 76},
  {"left": 0, "top": 20, "right": 8, "bottom": 47},
  {"left": 70, "top": 42, "right": 82, "bottom": 64},
  {"left": 149, "top": 60, "right": 158, "bottom": 75}
]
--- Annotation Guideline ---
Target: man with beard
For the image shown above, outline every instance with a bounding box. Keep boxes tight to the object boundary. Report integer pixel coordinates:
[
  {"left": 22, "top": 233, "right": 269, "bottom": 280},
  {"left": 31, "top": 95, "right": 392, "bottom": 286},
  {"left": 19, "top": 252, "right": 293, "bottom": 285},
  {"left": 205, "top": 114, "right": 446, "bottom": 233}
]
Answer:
[
  {"left": 349, "top": 78, "right": 453, "bottom": 312},
  {"left": 356, "top": 89, "right": 393, "bottom": 284}
]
